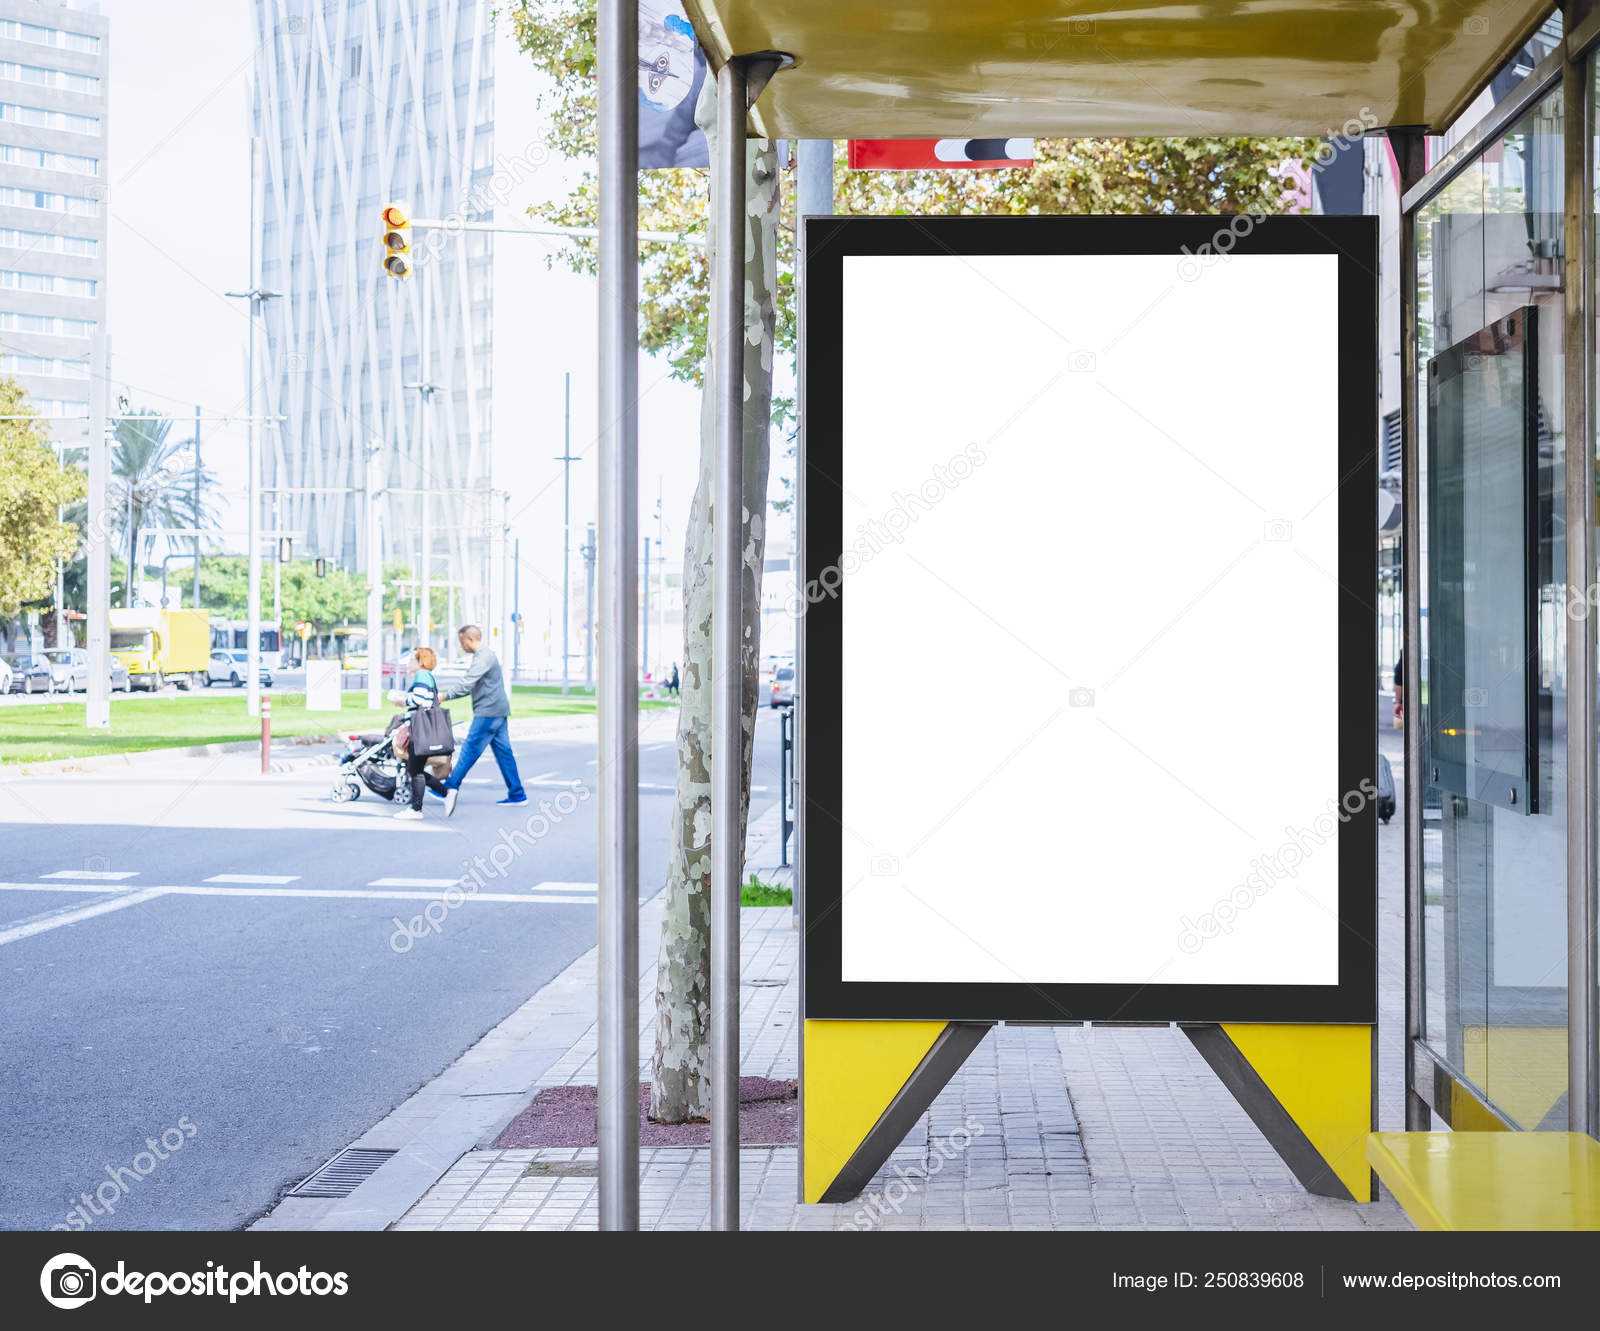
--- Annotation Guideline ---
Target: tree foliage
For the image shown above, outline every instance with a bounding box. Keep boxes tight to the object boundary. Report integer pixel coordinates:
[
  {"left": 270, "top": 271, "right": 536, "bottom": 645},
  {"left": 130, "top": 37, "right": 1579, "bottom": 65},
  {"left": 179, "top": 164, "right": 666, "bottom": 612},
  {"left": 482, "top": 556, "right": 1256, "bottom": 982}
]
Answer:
[
  {"left": 0, "top": 379, "right": 85, "bottom": 618},
  {"left": 505, "top": 0, "right": 1319, "bottom": 390},
  {"left": 198, "top": 557, "right": 420, "bottom": 633}
]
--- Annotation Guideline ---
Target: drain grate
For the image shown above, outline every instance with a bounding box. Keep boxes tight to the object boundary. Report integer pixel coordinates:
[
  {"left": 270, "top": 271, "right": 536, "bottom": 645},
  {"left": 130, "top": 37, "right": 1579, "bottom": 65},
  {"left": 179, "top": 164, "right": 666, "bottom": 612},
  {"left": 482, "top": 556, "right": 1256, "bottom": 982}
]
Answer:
[{"left": 289, "top": 1147, "right": 397, "bottom": 1198}]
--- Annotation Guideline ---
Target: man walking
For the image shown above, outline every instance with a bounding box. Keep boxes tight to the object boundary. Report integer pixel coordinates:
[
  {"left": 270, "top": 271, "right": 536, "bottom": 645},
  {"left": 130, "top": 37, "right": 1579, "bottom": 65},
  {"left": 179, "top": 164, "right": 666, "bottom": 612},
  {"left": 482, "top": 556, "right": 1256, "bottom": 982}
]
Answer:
[{"left": 437, "top": 625, "right": 525, "bottom": 808}]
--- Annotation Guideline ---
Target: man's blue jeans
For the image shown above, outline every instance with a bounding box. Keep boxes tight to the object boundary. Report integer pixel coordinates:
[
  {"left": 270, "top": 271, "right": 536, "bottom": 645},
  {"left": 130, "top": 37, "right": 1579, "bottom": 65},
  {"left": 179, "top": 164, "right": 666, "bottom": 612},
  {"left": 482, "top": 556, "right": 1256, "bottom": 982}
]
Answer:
[{"left": 444, "top": 715, "right": 524, "bottom": 800}]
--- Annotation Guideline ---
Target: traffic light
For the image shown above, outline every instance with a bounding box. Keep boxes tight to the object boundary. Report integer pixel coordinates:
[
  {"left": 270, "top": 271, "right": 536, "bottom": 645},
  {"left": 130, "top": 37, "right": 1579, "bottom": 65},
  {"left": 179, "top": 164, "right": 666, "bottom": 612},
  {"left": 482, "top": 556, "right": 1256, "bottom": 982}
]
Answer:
[{"left": 381, "top": 203, "right": 412, "bottom": 278}]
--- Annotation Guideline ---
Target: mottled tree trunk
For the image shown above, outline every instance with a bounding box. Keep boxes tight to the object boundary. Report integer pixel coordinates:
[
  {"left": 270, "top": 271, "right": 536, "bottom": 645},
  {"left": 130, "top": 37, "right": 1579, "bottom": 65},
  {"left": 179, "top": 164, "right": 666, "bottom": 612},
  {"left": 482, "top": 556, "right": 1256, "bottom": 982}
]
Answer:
[{"left": 649, "top": 79, "right": 778, "bottom": 1122}]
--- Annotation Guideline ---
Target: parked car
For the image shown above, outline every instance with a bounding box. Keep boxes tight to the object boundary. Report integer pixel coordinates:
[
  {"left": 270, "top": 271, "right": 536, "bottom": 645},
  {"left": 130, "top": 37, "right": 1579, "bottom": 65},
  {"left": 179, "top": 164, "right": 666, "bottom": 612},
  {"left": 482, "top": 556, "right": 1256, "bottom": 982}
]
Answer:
[
  {"left": 207, "top": 650, "right": 272, "bottom": 689},
  {"left": 42, "top": 648, "right": 91, "bottom": 693},
  {"left": 0, "top": 655, "right": 10, "bottom": 695},
  {"left": 770, "top": 663, "right": 795, "bottom": 708},
  {"left": 7, "top": 654, "right": 56, "bottom": 694}
]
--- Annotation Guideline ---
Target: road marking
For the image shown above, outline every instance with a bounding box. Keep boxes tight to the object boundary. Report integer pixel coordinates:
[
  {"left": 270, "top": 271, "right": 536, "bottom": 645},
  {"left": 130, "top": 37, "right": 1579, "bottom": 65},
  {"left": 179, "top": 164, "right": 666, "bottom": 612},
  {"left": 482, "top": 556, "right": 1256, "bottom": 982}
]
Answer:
[
  {"left": 369, "top": 876, "right": 459, "bottom": 888},
  {"left": 205, "top": 873, "right": 300, "bottom": 885},
  {"left": 40, "top": 869, "right": 138, "bottom": 881},
  {"left": 158, "top": 885, "right": 594, "bottom": 905},
  {"left": 528, "top": 881, "right": 597, "bottom": 894},
  {"left": 0, "top": 882, "right": 595, "bottom": 907},
  {"left": 0, "top": 887, "right": 168, "bottom": 946}
]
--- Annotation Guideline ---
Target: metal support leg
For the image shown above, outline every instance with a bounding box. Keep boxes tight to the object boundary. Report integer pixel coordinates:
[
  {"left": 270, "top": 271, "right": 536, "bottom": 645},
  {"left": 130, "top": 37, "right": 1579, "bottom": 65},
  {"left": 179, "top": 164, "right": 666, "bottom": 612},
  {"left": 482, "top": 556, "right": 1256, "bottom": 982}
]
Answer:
[
  {"left": 1391, "top": 126, "right": 1430, "bottom": 1133},
  {"left": 596, "top": 0, "right": 640, "bottom": 1231},
  {"left": 710, "top": 52, "right": 750, "bottom": 1236},
  {"left": 815, "top": 1022, "right": 992, "bottom": 1203},
  {"left": 1562, "top": 28, "right": 1598, "bottom": 1137}
]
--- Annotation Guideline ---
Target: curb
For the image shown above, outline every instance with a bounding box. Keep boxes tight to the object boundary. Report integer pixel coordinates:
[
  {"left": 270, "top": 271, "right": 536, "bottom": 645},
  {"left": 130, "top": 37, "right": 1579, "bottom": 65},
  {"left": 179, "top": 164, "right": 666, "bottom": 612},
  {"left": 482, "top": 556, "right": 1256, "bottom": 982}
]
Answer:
[{"left": 1, "top": 712, "right": 610, "bottom": 779}]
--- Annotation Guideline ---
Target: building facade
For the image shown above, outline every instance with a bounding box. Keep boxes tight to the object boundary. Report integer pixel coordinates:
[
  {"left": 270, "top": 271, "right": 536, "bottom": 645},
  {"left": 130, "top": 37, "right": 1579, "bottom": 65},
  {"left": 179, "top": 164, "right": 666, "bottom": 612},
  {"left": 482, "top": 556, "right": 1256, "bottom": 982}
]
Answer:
[
  {"left": 0, "top": 0, "right": 107, "bottom": 446},
  {"left": 250, "top": 0, "right": 515, "bottom": 642}
]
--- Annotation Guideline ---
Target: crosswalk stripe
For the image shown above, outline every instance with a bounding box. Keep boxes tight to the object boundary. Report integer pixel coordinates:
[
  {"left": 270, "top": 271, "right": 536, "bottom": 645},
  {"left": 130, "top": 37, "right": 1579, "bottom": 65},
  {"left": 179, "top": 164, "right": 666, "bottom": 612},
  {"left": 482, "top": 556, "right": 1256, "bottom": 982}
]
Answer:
[
  {"left": 205, "top": 874, "right": 300, "bottom": 885},
  {"left": 368, "top": 876, "right": 459, "bottom": 888},
  {"left": 0, "top": 888, "right": 168, "bottom": 947},
  {"left": 40, "top": 869, "right": 138, "bottom": 881},
  {"left": 528, "top": 881, "right": 598, "bottom": 894}
]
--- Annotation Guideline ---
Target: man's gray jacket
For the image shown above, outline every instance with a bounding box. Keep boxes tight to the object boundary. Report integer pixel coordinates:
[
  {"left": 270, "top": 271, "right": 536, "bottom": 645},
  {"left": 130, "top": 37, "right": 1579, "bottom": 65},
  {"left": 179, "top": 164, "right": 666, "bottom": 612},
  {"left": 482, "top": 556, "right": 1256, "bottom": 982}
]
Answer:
[{"left": 444, "top": 647, "right": 510, "bottom": 717}]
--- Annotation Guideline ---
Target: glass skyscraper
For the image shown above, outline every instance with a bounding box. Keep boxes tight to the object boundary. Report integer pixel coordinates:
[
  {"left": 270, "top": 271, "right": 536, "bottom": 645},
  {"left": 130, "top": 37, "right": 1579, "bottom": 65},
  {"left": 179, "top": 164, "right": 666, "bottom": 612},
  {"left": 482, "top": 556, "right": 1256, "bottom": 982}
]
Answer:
[{"left": 250, "top": 0, "right": 505, "bottom": 637}]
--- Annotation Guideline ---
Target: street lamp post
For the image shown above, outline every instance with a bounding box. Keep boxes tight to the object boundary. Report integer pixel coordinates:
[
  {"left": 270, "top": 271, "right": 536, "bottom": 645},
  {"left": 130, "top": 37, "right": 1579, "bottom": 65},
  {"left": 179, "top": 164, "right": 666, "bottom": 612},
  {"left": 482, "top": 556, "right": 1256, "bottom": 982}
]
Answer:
[
  {"left": 557, "top": 370, "right": 578, "bottom": 693},
  {"left": 226, "top": 135, "right": 281, "bottom": 720},
  {"left": 404, "top": 272, "right": 440, "bottom": 655},
  {"left": 366, "top": 441, "right": 384, "bottom": 709}
]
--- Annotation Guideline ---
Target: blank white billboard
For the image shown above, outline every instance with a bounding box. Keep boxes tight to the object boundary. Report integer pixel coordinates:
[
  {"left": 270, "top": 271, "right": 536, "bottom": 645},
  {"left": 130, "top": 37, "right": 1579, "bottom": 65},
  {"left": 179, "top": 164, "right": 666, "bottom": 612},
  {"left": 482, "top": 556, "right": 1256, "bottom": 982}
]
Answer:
[{"left": 835, "top": 248, "right": 1345, "bottom": 991}]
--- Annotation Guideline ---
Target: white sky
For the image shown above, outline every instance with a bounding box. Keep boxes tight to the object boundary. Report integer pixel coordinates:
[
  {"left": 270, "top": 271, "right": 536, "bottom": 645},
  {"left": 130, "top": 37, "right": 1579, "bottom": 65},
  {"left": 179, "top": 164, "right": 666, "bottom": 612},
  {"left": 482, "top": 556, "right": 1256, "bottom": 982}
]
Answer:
[{"left": 99, "top": 0, "right": 773, "bottom": 652}]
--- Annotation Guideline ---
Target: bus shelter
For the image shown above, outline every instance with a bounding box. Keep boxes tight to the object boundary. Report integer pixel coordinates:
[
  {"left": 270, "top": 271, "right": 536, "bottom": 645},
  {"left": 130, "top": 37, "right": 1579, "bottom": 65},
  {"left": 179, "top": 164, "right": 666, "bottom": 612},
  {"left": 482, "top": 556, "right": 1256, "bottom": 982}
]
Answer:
[{"left": 588, "top": 0, "right": 1600, "bottom": 1229}]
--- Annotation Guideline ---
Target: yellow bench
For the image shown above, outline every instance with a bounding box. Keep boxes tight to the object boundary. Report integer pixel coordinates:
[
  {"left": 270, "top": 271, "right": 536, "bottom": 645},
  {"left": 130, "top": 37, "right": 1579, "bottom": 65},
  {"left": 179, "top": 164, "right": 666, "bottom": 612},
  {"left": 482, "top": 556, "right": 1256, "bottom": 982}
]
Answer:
[{"left": 1367, "top": 1132, "right": 1600, "bottom": 1230}]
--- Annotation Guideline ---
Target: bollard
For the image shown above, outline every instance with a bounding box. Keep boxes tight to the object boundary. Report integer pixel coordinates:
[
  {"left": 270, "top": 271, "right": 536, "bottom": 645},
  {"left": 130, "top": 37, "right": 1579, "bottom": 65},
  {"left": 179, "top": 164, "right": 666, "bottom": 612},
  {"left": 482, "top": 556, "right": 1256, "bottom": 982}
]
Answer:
[{"left": 260, "top": 696, "right": 271, "bottom": 775}]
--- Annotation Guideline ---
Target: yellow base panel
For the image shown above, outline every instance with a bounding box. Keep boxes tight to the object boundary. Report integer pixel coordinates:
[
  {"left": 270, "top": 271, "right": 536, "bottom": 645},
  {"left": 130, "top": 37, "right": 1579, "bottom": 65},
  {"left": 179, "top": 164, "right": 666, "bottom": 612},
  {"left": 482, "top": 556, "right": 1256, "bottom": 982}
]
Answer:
[
  {"left": 1222, "top": 1023, "right": 1373, "bottom": 1202},
  {"left": 802, "top": 1019, "right": 947, "bottom": 1204},
  {"left": 1368, "top": 1132, "right": 1600, "bottom": 1230}
]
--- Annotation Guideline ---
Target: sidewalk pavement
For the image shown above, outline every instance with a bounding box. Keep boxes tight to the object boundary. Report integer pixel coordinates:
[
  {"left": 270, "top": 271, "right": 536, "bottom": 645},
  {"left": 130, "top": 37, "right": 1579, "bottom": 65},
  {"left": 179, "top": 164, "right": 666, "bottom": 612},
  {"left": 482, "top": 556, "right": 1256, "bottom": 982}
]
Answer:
[{"left": 258, "top": 797, "right": 1410, "bottom": 1231}]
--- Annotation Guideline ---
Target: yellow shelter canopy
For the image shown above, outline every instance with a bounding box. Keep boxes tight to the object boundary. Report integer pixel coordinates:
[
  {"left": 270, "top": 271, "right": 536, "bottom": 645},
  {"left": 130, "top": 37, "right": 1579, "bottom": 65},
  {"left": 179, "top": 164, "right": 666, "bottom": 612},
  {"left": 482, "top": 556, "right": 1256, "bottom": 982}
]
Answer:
[{"left": 684, "top": 0, "right": 1552, "bottom": 139}]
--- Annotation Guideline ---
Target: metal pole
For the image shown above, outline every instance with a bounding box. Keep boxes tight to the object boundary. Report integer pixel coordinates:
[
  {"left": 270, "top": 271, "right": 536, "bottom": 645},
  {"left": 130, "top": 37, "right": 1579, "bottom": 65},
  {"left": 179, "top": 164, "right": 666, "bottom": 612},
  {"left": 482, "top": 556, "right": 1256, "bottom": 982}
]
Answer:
[
  {"left": 245, "top": 136, "right": 262, "bottom": 720},
  {"left": 513, "top": 537, "right": 521, "bottom": 675},
  {"left": 583, "top": 522, "right": 596, "bottom": 689},
  {"left": 85, "top": 334, "right": 110, "bottom": 729},
  {"left": 192, "top": 403, "right": 202, "bottom": 608},
  {"left": 710, "top": 53, "right": 749, "bottom": 1235},
  {"left": 419, "top": 274, "right": 433, "bottom": 655},
  {"left": 1392, "top": 127, "right": 1428, "bottom": 1132},
  {"left": 559, "top": 370, "right": 574, "bottom": 693},
  {"left": 595, "top": 0, "right": 640, "bottom": 1233},
  {"left": 1562, "top": 29, "right": 1599, "bottom": 1137},
  {"left": 642, "top": 536, "right": 650, "bottom": 680},
  {"left": 366, "top": 441, "right": 383, "bottom": 710}
]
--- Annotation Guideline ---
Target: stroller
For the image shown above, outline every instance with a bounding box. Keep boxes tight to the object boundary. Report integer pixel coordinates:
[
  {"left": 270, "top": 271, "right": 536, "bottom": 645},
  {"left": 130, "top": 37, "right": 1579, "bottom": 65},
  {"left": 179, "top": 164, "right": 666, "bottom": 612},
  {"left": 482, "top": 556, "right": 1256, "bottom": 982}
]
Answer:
[{"left": 330, "top": 714, "right": 452, "bottom": 805}]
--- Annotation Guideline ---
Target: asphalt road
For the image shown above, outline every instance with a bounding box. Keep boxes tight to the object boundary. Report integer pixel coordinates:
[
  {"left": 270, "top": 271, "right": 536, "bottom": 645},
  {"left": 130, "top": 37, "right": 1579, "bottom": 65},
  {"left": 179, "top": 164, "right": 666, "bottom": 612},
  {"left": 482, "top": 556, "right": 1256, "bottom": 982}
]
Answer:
[{"left": 0, "top": 704, "right": 784, "bottom": 1230}]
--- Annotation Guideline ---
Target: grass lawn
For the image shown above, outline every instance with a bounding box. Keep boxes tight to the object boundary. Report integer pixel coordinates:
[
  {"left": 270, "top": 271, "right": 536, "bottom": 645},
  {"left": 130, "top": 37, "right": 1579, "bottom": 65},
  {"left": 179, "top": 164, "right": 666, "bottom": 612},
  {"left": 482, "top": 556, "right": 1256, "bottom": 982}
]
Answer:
[
  {"left": 0, "top": 684, "right": 672, "bottom": 765},
  {"left": 739, "top": 875, "right": 793, "bottom": 907}
]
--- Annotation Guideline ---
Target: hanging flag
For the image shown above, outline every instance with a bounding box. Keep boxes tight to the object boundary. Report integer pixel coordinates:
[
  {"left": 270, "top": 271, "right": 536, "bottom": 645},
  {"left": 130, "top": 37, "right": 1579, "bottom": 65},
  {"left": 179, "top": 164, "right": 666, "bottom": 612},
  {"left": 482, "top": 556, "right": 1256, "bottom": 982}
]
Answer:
[
  {"left": 639, "top": 1, "right": 708, "bottom": 169},
  {"left": 848, "top": 138, "right": 1036, "bottom": 170}
]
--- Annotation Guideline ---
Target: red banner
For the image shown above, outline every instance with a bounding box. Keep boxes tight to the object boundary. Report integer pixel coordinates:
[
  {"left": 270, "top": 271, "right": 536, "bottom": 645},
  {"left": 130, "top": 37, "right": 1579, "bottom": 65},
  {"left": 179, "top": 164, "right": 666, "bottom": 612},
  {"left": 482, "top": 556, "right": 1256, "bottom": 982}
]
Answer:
[{"left": 848, "top": 138, "right": 1035, "bottom": 170}]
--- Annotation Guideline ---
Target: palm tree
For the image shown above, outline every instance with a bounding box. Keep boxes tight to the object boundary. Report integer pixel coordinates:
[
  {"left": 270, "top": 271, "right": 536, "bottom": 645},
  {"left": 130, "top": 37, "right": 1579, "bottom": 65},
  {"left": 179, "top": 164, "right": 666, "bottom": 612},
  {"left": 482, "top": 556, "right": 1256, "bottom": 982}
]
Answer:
[{"left": 110, "top": 411, "right": 216, "bottom": 607}]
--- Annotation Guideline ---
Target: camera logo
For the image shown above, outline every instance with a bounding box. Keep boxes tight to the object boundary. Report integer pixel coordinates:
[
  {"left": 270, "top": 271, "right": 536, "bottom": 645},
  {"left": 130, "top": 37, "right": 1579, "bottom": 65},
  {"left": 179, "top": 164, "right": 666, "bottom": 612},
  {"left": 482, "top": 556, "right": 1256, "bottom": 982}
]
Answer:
[{"left": 41, "top": 1254, "right": 96, "bottom": 1309}]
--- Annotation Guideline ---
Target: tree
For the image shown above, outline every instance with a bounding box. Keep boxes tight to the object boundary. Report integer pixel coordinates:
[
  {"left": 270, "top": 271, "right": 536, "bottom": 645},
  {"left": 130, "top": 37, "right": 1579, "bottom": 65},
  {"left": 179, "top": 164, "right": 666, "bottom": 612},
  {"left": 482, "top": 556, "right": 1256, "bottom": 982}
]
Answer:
[
  {"left": 0, "top": 379, "right": 85, "bottom": 620},
  {"left": 509, "top": 0, "right": 1319, "bottom": 1122},
  {"left": 110, "top": 411, "right": 215, "bottom": 606},
  {"left": 198, "top": 557, "right": 418, "bottom": 638}
]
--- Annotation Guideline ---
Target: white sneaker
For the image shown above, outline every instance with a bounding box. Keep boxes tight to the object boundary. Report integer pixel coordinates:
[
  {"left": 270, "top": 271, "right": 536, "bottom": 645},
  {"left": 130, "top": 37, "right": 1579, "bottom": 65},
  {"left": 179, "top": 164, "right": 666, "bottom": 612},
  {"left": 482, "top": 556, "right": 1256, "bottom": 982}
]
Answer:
[
  {"left": 443, "top": 788, "right": 458, "bottom": 818},
  {"left": 392, "top": 808, "right": 424, "bottom": 821}
]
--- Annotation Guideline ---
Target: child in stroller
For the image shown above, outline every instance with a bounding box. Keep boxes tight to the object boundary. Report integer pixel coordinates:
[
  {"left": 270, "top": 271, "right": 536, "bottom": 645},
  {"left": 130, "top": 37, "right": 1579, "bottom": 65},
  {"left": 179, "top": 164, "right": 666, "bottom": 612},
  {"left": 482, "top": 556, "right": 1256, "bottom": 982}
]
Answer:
[
  {"left": 330, "top": 650, "right": 454, "bottom": 808},
  {"left": 330, "top": 713, "right": 452, "bottom": 805}
]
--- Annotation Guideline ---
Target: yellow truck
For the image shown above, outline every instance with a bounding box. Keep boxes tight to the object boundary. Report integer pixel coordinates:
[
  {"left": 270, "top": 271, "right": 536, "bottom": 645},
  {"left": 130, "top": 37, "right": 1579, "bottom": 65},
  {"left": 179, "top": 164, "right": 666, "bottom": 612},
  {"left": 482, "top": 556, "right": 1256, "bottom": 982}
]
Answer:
[{"left": 109, "top": 609, "right": 210, "bottom": 691}]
